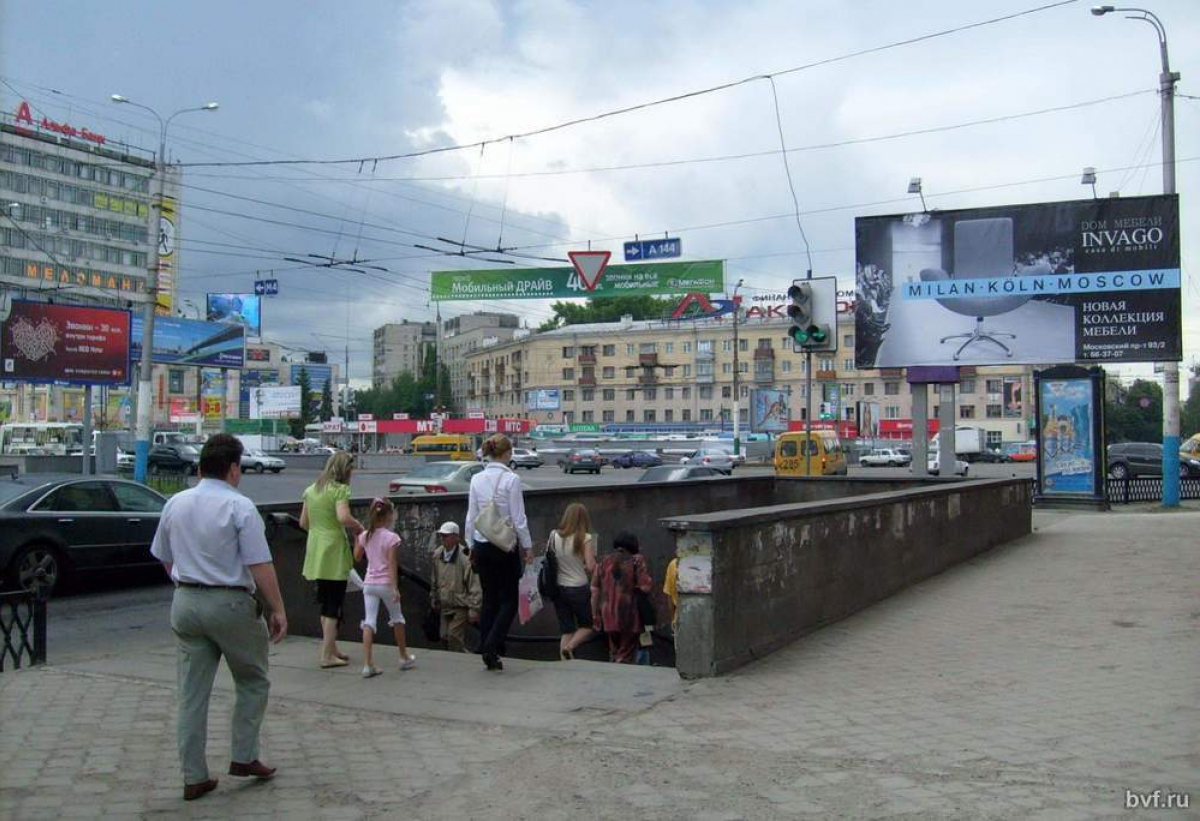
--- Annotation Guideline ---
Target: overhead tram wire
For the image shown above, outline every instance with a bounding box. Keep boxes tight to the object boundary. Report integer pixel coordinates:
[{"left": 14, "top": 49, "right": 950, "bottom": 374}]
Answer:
[
  {"left": 764, "top": 75, "right": 813, "bottom": 272},
  {"left": 170, "top": 0, "right": 1081, "bottom": 170}
]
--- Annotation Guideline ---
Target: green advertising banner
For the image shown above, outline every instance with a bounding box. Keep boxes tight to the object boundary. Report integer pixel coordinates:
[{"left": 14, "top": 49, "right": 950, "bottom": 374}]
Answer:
[{"left": 431, "top": 260, "right": 723, "bottom": 301}]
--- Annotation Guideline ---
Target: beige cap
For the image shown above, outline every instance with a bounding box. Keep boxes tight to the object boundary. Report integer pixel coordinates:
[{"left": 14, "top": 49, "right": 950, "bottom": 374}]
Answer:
[{"left": 437, "top": 521, "right": 460, "bottom": 535}]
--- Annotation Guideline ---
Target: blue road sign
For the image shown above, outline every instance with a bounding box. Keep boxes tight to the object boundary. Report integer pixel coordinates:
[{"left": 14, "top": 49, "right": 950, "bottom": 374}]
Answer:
[
  {"left": 623, "top": 238, "right": 681, "bottom": 261},
  {"left": 254, "top": 279, "right": 279, "bottom": 296}
]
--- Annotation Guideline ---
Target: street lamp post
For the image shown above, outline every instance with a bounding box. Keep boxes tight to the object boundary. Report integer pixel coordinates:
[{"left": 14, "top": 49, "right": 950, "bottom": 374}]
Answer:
[
  {"left": 111, "top": 95, "right": 218, "bottom": 483},
  {"left": 1091, "top": 5, "right": 1181, "bottom": 506},
  {"left": 731, "top": 278, "right": 745, "bottom": 456}
]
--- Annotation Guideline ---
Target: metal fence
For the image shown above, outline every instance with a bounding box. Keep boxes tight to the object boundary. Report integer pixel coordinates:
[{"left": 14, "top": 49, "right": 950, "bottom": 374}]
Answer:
[
  {"left": 1106, "top": 476, "right": 1200, "bottom": 504},
  {"left": 0, "top": 587, "right": 47, "bottom": 672}
]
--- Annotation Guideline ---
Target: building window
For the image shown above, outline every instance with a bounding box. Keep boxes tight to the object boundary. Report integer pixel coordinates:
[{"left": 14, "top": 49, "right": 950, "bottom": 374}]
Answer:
[
  {"left": 602, "top": 366, "right": 615, "bottom": 378},
  {"left": 697, "top": 362, "right": 714, "bottom": 378},
  {"left": 959, "top": 405, "right": 976, "bottom": 419},
  {"left": 644, "top": 388, "right": 657, "bottom": 400},
  {"left": 581, "top": 388, "right": 594, "bottom": 401},
  {"left": 757, "top": 338, "right": 771, "bottom": 349},
  {"left": 682, "top": 387, "right": 691, "bottom": 399},
  {"left": 986, "top": 404, "right": 1003, "bottom": 418},
  {"left": 722, "top": 386, "right": 732, "bottom": 399},
  {"left": 960, "top": 378, "right": 976, "bottom": 394},
  {"left": 863, "top": 382, "right": 875, "bottom": 396},
  {"left": 603, "top": 410, "right": 615, "bottom": 422},
  {"left": 603, "top": 345, "right": 615, "bottom": 356},
  {"left": 884, "top": 382, "right": 900, "bottom": 396},
  {"left": 722, "top": 339, "right": 732, "bottom": 352},
  {"left": 643, "top": 410, "right": 656, "bottom": 422},
  {"left": 843, "top": 359, "right": 855, "bottom": 371},
  {"left": 741, "top": 385, "right": 749, "bottom": 398},
  {"left": 626, "top": 389, "right": 636, "bottom": 400},
  {"left": 627, "top": 344, "right": 635, "bottom": 356},
  {"left": 723, "top": 363, "right": 731, "bottom": 374},
  {"left": 664, "top": 366, "right": 675, "bottom": 377},
  {"left": 682, "top": 409, "right": 692, "bottom": 422},
  {"left": 625, "top": 366, "right": 637, "bottom": 378},
  {"left": 562, "top": 367, "right": 575, "bottom": 380},
  {"left": 640, "top": 342, "right": 657, "bottom": 354},
  {"left": 168, "top": 369, "right": 185, "bottom": 394},
  {"left": 739, "top": 338, "right": 748, "bottom": 352},
  {"left": 739, "top": 362, "right": 748, "bottom": 373},
  {"left": 580, "top": 345, "right": 596, "bottom": 356},
  {"left": 664, "top": 409, "right": 674, "bottom": 422},
  {"left": 562, "top": 346, "right": 575, "bottom": 358},
  {"left": 843, "top": 334, "right": 853, "bottom": 348},
  {"left": 625, "top": 410, "right": 635, "bottom": 422},
  {"left": 697, "top": 340, "right": 713, "bottom": 354},
  {"left": 884, "top": 405, "right": 901, "bottom": 419},
  {"left": 841, "top": 383, "right": 855, "bottom": 397},
  {"left": 564, "top": 411, "right": 574, "bottom": 423},
  {"left": 683, "top": 341, "right": 692, "bottom": 353},
  {"left": 683, "top": 364, "right": 692, "bottom": 377},
  {"left": 563, "top": 389, "right": 575, "bottom": 401},
  {"left": 699, "top": 386, "right": 713, "bottom": 400},
  {"left": 603, "top": 389, "right": 615, "bottom": 401},
  {"left": 582, "top": 410, "right": 594, "bottom": 422},
  {"left": 662, "top": 342, "right": 673, "bottom": 354},
  {"left": 664, "top": 387, "right": 674, "bottom": 400},
  {"left": 781, "top": 360, "right": 792, "bottom": 373},
  {"left": 986, "top": 430, "right": 1003, "bottom": 447},
  {"left": 986, "top": 379, "right": 1003, "bottom": 395},
  {"left": 700, "top": 408, "right": 714, "bottom": 421},
  {"left": 819, "top": 357, "right": 834, "bottom": 372}
]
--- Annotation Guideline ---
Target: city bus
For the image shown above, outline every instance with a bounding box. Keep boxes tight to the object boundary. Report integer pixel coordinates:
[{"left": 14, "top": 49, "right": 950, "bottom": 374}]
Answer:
[
  {"left": 0, "top": 422, "right": 85, "bottom": 456},
  {"left": 411, "top": 434, "right": 475, "bottom": 461}
]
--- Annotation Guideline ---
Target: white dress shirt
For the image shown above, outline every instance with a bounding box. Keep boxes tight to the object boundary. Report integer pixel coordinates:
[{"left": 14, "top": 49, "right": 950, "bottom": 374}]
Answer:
[
  {"left": 464, "top": 462, "right": 533, "bottom": 551},
  {"left": 150, "top": 478, "right": 274, "bottom": 591}
]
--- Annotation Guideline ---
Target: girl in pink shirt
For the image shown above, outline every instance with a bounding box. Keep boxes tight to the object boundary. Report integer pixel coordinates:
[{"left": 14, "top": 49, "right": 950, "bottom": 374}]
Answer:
[{"left": 353, "top": 498, "right": 416, "bottom": 678}]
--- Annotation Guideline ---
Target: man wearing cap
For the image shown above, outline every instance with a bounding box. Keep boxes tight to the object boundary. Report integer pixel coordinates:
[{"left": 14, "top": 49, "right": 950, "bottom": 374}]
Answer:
[{"left": 430, "top": 522, "right": 482, "bottom": 652}]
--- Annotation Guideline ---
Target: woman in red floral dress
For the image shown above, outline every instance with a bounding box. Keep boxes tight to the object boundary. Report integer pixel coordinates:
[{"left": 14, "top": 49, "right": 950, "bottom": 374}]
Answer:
[{"left": 591, "top": 531, "right": 653, "bottom": 663}]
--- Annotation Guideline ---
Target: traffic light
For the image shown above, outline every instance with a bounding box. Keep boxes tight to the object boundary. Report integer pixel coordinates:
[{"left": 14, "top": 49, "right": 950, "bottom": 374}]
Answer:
[{"left": 787, "top": 279, "right": 832, "bottom": 351}]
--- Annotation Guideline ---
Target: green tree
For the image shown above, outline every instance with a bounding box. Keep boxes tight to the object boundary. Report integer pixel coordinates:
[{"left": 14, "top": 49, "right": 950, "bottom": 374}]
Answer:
[
  {"left": 1105, "top": 378, "right": 1163, "bottom": 443},
  {"left": 1181, "top": 386, "right": 1200, "bottom": 440},
  {"left": 537, "top": 295, "right": 677, "bottom": 331},
  {"left": 319, "top": 377, "right": 334, "bottom": 422}
]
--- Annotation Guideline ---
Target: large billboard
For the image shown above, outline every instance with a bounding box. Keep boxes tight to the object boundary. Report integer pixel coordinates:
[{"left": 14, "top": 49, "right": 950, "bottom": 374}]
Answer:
[
  {"left": 432, "top": 260, "right": 724, "bottom": 301},
  {"left": 855, "top": 195, "right": 1180, "bottom": 367},
  {"left": 249, "top": 385, "right": 302, "bottom": 419},
  {"left": 1, "top": 301, "right": 131, "bottom": 385},
  {"left": 525, "top": 388, "right": 561, "bottom": 411},
  {"left": 131, "top": 315, "right": 245, "bottom": 368},
  {"left": 207, "top": 293, "right": 262, "bottom": 338},
  {"left": 750, "top": 388, "right": 790, "bottom": 433}
]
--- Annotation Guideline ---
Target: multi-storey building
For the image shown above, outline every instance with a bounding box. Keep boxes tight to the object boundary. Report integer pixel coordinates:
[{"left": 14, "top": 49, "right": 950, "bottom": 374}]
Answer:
[
  {"left": 440, "top": 312, "right": 521, "bottom": 411},
  {"left": 372, "top": 320, "right": 436, "bottom": 388},
  {"left": 465, "top": 309, "right": 1038, "bottom": 447},
  {"left": 1, "top": 98, "right": 185, "bottom": 426}
]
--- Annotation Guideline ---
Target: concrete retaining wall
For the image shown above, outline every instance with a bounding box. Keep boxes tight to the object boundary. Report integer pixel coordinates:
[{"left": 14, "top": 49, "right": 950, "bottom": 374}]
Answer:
[
  {"left": 665, "top": 478, "right": 1033, "bottom": 678},
  {"left": 260, "top": 474, "right": 927, "bottom": 663}
]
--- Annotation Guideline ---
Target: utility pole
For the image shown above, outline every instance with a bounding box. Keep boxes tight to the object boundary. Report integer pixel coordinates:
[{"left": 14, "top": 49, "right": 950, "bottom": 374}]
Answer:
[
  {"left": 731, "top": 278, "right": 744, "bottom": 456},
  {"left": 111, "top": 95, "right": 218, "bottom": 482},
  {"left": 1093, "top": 5, "right": 1181, "bottom": 506}
]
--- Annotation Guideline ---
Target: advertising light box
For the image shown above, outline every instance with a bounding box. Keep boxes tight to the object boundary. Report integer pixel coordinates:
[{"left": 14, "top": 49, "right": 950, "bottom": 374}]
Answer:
[{"left": 1, "top": 301, "right": 131, "bottom": 385}]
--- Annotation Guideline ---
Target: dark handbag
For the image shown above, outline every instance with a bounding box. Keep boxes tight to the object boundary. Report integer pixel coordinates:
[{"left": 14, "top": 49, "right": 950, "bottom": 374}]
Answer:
[
  {"left": 632, "top": 557, "right": 656, "bottom": 628},
  {"left": 422, "top": 606, "right": 441, "bottom": 643},
  {"left": 538, "top": 533, "right": 560, "bottom": 601}
]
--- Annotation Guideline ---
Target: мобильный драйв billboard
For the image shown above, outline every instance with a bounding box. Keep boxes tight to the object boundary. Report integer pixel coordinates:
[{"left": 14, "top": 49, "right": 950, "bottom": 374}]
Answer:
[{"left": 854, "top": 194, "right": 1181, "bottom": 368}]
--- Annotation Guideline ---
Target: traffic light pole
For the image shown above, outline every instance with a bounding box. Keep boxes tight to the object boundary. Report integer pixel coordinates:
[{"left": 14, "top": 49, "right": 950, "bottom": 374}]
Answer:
[{"left": 804, "top": 269, "right": 812, "bottom": 476}]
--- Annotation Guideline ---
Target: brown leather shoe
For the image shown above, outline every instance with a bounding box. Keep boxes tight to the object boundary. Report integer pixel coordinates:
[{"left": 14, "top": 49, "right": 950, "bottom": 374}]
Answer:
[
  {"left": 228, "top": 759, "right": 277, "bottom": 779},
  {"left": 183, "top": 778, "right": 218, "bottom": 801}
]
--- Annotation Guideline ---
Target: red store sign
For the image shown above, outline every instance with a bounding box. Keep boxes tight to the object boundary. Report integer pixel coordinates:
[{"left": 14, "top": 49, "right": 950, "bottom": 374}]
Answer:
[{"left": 14, "top": 101, "right": 108, "bottom": 146}]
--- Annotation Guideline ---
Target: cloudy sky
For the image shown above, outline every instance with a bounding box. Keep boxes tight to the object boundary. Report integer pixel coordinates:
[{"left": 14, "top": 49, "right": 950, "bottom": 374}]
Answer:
[{"left": 3, "top": 0, "right": 1198, "bottom": 386}]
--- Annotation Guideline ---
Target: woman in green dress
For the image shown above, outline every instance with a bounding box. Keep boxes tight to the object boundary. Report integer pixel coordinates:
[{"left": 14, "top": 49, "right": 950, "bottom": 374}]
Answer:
[{"left": 300, "top": 451, "right": 364, "bottom": 667}]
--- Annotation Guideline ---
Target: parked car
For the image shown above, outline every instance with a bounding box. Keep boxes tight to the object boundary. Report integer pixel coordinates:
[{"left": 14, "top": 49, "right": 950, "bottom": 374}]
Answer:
[
  {"left": 240, "top": 449, "right": 285, "bottom": 474},
  {"left": 148, "top": 443, "right": 200, "bottom": 475},
  {"left": 0, "top": 474, "right": 168, "bottom": 595},
  {"left": 510, "top": 448, "right": 544, "bottom": 470},
  {"left": 681, "top": 448, "right": 736, "bottom": 475},
  {"left": 1006, "top": 441, "right": 1038, "bottom": 462},
  {"left": 116, "top": 449, "right": 135, "bottom": 470},
  {"left": 1107, "top": 442, "right": 1199, "bottom": 479},
  {"left": 859, "top": 448, "right": 912, "bottom": 468},
  {"left": 925, "top": 454, "right": 969, "bottom": 477},
  {"left": 638, "top": 465, "right": 725, "bottom": 483},
  {"left": 611, "top": 450, "right": 663, "bottom": 469},
  {"left": 562, "top": 448, "right": 604, "bottom": 475},
  {"left": 979, "top": 448, "right": 1010, "bottom": 463},
  {"left": 387, "top": 461, "right": 484, "bottom": 495}
]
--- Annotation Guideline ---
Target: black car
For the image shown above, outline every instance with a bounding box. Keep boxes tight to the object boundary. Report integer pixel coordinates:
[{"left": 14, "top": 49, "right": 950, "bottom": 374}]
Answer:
[
  {"left": 148, "top": 443, "right": 200, "bottom": 475},
  {"left": 638, "top": 465, "right": 724, "bottom": 482},
  {"left": 561, "top": 448, "right": 604, "bottom": 474},
  {"left": 1107, "top": 442, "right": 1198, "bottom": 479},
  {"left": 611, "top": 450, "right": 663, "bottom": 469},
  {"left": 0, "top": 474, "right": 168, "bottom": 595}
]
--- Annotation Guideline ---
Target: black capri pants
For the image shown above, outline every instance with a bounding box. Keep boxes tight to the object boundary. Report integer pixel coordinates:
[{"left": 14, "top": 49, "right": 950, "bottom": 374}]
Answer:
[{"left": 315, "top": 579, "right": 348, "bottom": 620}]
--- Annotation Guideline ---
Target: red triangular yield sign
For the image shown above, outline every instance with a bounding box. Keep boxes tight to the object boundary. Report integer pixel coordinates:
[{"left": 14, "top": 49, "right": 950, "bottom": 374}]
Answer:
[{"left": 568, "top": 251, "right": 611, "bottom": 292}]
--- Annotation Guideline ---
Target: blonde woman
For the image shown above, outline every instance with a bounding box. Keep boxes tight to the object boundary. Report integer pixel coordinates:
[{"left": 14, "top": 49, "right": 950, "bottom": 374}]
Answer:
[
  {"left": 464, "top": 434, "right": 533, "bottom": 672},
  {"left": 549, "top": 503, "right": 597, "bottom": 660},
  {"left": 300, "top": 451, "right": 364, "bottom": 667}
]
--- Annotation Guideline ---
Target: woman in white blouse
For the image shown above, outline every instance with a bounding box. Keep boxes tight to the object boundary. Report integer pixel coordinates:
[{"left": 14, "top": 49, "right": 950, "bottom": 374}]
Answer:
[{"left": 464, "top": 434, "right": 533, "bottom": 671}]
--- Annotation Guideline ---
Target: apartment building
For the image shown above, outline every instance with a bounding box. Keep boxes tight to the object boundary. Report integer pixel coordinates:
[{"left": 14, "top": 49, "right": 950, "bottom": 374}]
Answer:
[
  {"left": 372, "top": 320, "right": 437, "bottom": 387},
  {"left": 464, "top": 310, "right": 1037, "bottom": 447},
  {"left": 440, "top": 312, "right": 521, "bottom": 411}
]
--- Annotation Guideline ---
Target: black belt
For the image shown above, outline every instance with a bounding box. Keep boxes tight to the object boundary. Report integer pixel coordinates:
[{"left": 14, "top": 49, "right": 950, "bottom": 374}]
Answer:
[{"left": 177, "top": 582, "right": 250, "bottom": 593}]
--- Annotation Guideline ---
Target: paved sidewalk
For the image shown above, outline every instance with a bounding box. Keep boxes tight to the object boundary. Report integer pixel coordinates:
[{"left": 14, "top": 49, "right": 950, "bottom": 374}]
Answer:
[{"left": 2, "top": 508, "right": 1197, "bottom": 819}]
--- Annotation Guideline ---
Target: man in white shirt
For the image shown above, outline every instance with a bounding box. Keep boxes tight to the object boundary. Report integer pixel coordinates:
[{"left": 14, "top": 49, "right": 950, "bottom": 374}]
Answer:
[
  {"left": 150, "top": 433, "right": 287, "bottom": 802},
  {"left": 464, "top": 435, "right": 533, "bottom": 671}
]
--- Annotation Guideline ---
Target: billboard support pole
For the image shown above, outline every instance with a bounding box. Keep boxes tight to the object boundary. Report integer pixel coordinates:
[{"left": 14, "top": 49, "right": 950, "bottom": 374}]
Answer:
[
  {"left": 911, "top": 384, "right": 929, "bottom": 477},
  {"left": 82, "top": 385, "right": 92, "bottom": 476}
]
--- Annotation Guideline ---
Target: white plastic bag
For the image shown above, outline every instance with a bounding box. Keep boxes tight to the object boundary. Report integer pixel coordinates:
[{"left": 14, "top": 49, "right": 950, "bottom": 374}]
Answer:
[{"left": 517, "top": 566, "right": 543, "bottom": 624}]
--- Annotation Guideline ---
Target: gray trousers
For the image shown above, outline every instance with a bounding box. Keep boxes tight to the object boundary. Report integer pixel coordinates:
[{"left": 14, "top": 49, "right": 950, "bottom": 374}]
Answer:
[{"left": 170, "top": 587, "right": 270, "bottom": 784}]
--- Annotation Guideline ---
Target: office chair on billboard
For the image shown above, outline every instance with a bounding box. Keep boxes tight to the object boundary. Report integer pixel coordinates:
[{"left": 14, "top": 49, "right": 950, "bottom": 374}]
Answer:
[{"left": 918, "top": 218, "right": 1050, "bottom": 360}]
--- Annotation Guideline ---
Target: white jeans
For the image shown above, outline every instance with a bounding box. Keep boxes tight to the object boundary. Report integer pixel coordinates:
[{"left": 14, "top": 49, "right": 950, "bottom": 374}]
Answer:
[{"left": 361, "top": 584, "right": 405, "bottom": 632}]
